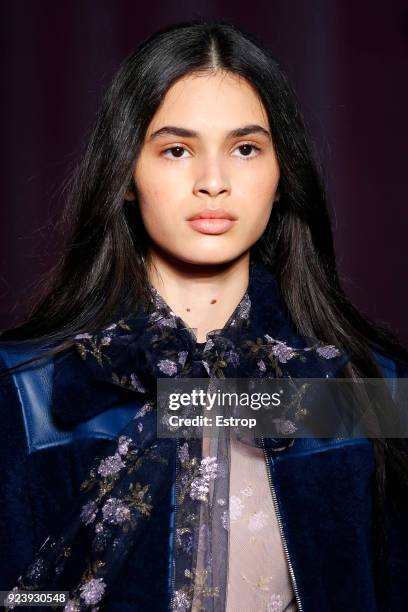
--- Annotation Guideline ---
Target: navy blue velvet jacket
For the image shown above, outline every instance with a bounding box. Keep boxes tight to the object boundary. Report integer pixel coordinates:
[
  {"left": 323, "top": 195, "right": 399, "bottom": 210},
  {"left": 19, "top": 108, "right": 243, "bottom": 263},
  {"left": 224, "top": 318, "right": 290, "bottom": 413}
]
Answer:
[{"left": 0, "top": 339, "right": 407, "bottom": 611}]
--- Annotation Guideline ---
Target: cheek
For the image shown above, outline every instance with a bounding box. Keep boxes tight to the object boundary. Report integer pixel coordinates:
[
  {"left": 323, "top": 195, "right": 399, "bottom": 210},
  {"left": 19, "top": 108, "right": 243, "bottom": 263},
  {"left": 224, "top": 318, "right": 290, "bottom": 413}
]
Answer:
[
  {"left": 137, "top": 181, "right": 172, "bottom": 227},
  {"left": 239, "top": 176, "right": 276, "bottom": 226},
  {"left": 236, "top": 155, "right": 279, "bottom": 194}
]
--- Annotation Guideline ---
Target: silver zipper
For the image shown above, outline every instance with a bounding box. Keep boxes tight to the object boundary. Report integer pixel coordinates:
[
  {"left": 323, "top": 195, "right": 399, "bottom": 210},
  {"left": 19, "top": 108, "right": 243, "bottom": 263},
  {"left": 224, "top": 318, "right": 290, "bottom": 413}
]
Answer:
[
  {"left": 261, "top": 437, "right": 303, "bottom": 611},
  {"left": 170, "top": 438, "right": 179, "bottom": 611}
]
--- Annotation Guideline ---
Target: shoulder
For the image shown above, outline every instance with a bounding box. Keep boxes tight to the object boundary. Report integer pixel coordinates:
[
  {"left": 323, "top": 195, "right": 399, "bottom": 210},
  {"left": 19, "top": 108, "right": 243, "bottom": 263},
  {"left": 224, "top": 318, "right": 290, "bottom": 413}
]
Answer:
[
  {"left": 0, "top": 339, "right": 139, "bottom": 454},
  {"left": 0, "top": 340, "right": 55, "bottom": 457}
]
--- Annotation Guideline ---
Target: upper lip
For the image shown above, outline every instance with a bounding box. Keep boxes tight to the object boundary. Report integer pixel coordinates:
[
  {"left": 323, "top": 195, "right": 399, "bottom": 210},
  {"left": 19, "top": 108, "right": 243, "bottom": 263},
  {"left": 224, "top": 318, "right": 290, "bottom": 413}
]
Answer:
[{"left": 187, "top": 208, "right": 237, "bottom": 221}]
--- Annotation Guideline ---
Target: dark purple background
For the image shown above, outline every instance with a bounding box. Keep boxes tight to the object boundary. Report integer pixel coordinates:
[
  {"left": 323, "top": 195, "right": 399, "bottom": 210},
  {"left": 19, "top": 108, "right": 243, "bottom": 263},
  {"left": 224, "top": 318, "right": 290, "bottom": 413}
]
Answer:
[{"left": 1, "top": 1, "right": 407, "bottom": 344}]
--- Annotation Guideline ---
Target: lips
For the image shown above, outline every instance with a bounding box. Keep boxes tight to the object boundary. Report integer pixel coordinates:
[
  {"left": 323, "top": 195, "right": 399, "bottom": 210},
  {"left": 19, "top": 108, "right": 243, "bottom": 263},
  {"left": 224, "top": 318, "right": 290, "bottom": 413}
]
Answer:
[
  {"left": 187, "top": 208, "right": 236, "bottom": 221},
  {"left": 186, "top": 208, "right": 237, "bottom": 235}
]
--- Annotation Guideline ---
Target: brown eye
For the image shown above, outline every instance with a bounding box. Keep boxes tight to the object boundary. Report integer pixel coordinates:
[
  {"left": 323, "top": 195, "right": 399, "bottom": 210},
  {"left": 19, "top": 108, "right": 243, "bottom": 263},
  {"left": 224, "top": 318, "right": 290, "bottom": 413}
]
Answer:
[
  {"left": 233, "top": 143, "right": 261, "bottom": 159},
  {"left": 162, "top": 146, "right": 190, "bottom": 160}
]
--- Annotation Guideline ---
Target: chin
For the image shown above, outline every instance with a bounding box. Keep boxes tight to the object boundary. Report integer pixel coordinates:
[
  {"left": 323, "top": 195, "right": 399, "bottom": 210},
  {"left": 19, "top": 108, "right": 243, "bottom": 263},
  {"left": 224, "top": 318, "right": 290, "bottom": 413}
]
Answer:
[{"left": 176, "top": 252, "right": 244, "bottom": 267}]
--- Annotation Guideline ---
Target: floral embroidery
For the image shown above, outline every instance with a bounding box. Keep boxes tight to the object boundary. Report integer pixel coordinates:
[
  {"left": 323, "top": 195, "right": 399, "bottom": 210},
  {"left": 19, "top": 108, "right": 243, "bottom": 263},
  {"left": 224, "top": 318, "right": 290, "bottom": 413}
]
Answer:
[
  {"left": 63, "top": 600, "right": 79, "bottom": 612},
  {"left": 240, "top": 574, "right": 286, "bottom": 611},
  {"left": 248, "top": 510, "right": 269, "bottom": 532},
  {"left": 7, "top": 262, "right": 347, "bottom": 612},
  {"left": 80, "top": 500, "right": 98, "bottom": 526},
  {"left": 173, "top": 589, "right": 191, "bottom": 611},
  {"left": 79, "top": 576, "right": 106, "bottom": 605},
  {"left": 133, "top": 401, "right": 154, "bottom": 419},
  {"left": 117, "top": 435, "right": 133, "bottom": 455},
  {"left": 316, "top": 344, "right": 341, "bottom": 359},
  {"left": 101, "top": 497, "right": 131, "bottom": 524},
  {"left": 241, "top": 484, "right": 254, "bottom": 497},
  {"left": 271, "top": 341, "right": 296, "bottom": 363},
  {"left": 189, "top": 456, "right": 218, "bottom": 502},
  {"left": 268, "top": 593, "right": 284, "bottom": 612},
  {"left": 158, "top": 358, "right": 179, "bottom": 375},
  {"left": 178, "top": 441, "right": 189, "bottom": 464},
  {"left": 130, "top": 372, "right": 147, "bottom": 392},
  {"left": 230, "top": 496, "right": 244, "bottom": 520},
  {"left": 172, "top": 568, "right": 220, "bottom": 611},
  {"left": 97, "top": 452, "right": 125, "bottom": 477}
]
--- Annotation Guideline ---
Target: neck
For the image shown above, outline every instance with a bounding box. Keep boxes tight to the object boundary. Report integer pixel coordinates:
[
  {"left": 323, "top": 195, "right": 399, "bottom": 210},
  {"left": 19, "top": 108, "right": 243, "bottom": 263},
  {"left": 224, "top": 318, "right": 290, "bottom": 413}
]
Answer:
[{"left": 146, "top": 249, "right": 251, "bottom": 343}]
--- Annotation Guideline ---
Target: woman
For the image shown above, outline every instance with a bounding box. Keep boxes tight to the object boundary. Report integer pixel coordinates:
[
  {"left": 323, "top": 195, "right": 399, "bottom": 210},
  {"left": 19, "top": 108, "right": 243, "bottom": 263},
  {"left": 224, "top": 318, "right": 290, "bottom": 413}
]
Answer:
[{"left": 0, "top": 18, "right": 407, "bottom": 612}]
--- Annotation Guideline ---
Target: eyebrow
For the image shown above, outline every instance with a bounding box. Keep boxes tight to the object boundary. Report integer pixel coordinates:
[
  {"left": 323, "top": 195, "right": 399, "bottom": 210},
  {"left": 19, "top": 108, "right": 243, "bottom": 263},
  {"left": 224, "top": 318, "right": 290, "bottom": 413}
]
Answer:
[{"left": 148, "top": 124, "right": 271, "bottom": 141}]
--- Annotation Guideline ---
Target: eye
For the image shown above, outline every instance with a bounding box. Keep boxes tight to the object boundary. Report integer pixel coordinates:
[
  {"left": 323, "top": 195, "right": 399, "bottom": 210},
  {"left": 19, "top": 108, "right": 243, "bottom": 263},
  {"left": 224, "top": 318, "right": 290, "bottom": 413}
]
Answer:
[
  {"left": 232, "top": 143, "right": 262, "bottom": 160},
  {"left": 161, "top": 146, "right": 191, "bottom": 160}
]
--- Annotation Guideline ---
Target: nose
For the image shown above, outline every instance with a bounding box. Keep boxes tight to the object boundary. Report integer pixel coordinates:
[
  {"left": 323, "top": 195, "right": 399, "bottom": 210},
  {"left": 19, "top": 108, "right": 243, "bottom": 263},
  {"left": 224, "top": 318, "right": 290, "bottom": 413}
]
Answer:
[{"left": 193, "top": 157, "right": 230, "bottom": 198}]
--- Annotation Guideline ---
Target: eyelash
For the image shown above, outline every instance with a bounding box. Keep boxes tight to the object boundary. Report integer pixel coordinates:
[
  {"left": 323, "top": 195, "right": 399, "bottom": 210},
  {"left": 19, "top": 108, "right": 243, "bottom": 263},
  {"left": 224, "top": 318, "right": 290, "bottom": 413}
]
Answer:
[{"left": 161, "top": 142, "right": 262, "bottom": 162}]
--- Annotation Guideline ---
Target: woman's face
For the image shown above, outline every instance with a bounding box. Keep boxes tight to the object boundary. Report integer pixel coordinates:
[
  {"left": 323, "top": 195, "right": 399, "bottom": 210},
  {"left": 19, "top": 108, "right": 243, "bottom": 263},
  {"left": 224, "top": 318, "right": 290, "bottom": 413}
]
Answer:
[{"left": 128, "top": 70, "right": 280, "bottom": 266}]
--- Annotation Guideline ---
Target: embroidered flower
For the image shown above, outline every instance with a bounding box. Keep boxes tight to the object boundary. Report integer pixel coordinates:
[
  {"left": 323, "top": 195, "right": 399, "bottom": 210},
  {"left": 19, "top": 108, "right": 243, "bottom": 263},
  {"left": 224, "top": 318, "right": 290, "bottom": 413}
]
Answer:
[
  {"left": 257, "top": 359, "right": 266, "bottom": 372},
  {"left": 199, "top": 456, "right": 218, "bottom": 479},
  {"left": 172, "top": 589, "right": 191, "bottom": 611},
  {"left": 79, "top": 577, "right": 106, "bottom": 606},
  {"left": 271, "top": 341, "right": 296, "bottom": 363},
  {"left": 134, "top": 401, "right": 153, "bottom": 419},
  {"left": 63, "top": 600, "right": 79, "bottom": 612},
  {"left": 178, "top": 442, "right": 189, "bottom": 464},
  {"left": 248, "top": 510, "right": 269, "bottom": 532},
  {"left": 102, "top": 497, "right": 131, "bottom": 524},
  {"left": 97, "top": 452, "right": 125, "bottom": 477},
  {"left": 267, "top": 592, "right": 284, "bottom": 612},
  {"left": 26, "top": 558, "right": 46, "bottom": 581},
  {"left": 316, "top": 344, "right": 341, "bottom": 359},
  {"left": 221, "top": 509, "right": 229, "bottom": 530},
  {"left": 176, "top": 530, "right": 193, "bottom": 554},
  {"left": 190, "top": 456, "right": 218, "bottom": 502},
  {"left": 117, "top": 435, "right": 133, "bottom": 456},
  {"left": 80, "top": 500, "right": 98, "bottom": 525},
  {"left": 130, "top": 373, "right": 147, "bottom": 392},
  {"left": 230, "top": 496, "right": 244, "bottom": 520},
  {"left": 240, "top": 484, "right": 253, "bottom": 497},
  {"left": 190, "top": 478, "right": 210, "bottom": 502},
  {"left": 158, "top": 359, "right": 178, "bottom": 376}
]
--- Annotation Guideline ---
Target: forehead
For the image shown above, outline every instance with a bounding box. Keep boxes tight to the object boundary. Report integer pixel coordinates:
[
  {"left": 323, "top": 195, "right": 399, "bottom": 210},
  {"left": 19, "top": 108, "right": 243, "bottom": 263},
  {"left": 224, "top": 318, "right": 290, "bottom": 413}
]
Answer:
[{"left": 145, "top": 71, "right": 269, "bottom": 137}]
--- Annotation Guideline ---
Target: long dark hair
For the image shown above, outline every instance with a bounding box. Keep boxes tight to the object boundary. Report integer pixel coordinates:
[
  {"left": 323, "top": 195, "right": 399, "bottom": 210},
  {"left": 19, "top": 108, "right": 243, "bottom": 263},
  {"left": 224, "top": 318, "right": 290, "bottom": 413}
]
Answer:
[{"left": 1, "top": 18, "right": 407, "bottom": 599}]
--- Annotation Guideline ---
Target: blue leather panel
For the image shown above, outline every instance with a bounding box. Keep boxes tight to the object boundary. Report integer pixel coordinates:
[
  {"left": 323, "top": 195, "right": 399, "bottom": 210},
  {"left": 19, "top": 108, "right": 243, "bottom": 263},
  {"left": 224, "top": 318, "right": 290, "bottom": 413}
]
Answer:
[{"left": 0, "top": 342, "right": 137, "bottom": 454}]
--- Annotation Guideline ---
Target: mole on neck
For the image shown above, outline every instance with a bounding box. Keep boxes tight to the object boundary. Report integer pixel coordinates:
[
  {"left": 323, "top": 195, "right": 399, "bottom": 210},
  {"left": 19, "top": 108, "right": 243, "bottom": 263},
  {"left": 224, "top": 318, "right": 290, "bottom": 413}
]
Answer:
[{"left": 186, "top": 299, "right": 217, "bottom": 312}]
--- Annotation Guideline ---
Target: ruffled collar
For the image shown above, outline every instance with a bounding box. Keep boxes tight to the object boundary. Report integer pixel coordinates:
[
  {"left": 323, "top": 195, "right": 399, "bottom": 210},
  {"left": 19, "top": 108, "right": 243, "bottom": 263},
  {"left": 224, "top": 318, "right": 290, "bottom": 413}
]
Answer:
[{"left": 51, "top": 260, "right": 349, "bottom": 428}]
